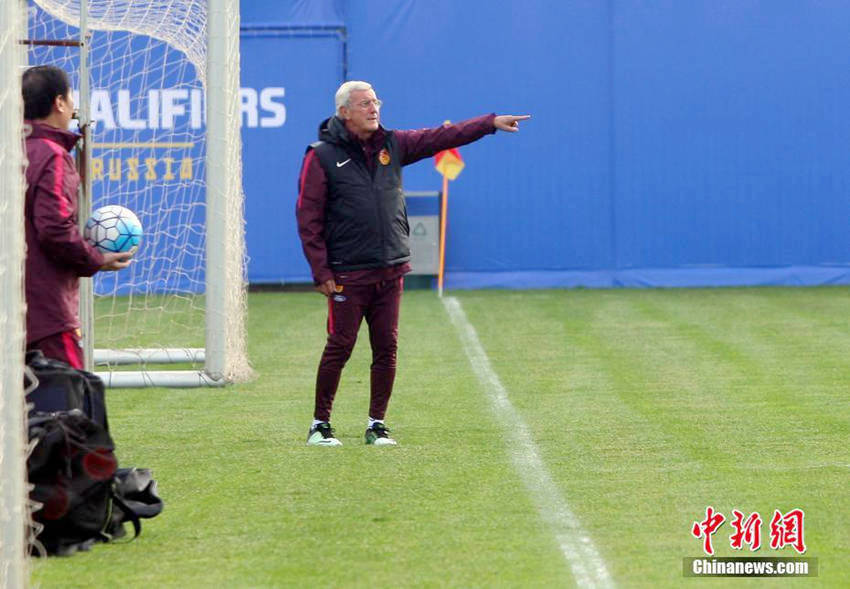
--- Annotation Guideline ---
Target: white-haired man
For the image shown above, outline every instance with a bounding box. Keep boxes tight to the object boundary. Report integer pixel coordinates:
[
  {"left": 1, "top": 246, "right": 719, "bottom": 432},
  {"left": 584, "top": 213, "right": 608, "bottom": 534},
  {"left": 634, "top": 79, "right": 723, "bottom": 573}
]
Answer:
[{"left": 296, "top": 80, "right": 529, "bottom": 446}]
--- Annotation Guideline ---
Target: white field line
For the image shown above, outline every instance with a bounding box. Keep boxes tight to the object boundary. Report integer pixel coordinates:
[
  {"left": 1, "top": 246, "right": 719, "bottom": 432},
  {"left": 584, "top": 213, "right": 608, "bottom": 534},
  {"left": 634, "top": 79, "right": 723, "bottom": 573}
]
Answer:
[{"left": 443, "top": 296, "right": 615, "bottom": 589}]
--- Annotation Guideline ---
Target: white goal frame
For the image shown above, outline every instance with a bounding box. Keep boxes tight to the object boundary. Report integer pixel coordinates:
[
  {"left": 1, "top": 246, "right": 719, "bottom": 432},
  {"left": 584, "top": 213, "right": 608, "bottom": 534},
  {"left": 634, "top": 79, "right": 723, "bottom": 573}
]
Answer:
[{"left": 0, "top": 0, "right": 30, "bottom": 584}]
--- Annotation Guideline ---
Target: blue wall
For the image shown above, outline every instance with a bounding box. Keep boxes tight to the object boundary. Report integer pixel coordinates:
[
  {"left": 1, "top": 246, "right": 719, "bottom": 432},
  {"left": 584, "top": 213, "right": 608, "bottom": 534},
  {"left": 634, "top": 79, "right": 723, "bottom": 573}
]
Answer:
[
  {"left": 240, "top": 31, "right": 343, "bottom": 283},
  {"left": 35, "top": 0, "right": 850, "bottom": 290},
  {"left": 243, "top": 0, "right": 850, "bottom": 288},
  {"left": 611, "top": 1, "right": 850, "bottom": 281}
]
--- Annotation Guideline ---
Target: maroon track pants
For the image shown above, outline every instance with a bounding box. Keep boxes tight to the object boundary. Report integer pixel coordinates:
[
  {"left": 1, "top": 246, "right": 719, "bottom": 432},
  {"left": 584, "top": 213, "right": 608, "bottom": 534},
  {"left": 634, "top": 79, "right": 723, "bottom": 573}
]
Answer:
[
  {"left": 314, "top": 277, "right": 403, "bottom": 422},
  {"left": 27, "top": 330, "right": 84, "bottom": 369}
]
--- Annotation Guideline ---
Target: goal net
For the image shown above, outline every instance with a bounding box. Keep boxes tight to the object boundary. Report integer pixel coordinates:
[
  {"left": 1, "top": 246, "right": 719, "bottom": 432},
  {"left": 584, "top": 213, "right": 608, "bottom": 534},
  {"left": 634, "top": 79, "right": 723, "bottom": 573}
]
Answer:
[{"left": 27, "top": 0, "right": 251, "bottom": 386}]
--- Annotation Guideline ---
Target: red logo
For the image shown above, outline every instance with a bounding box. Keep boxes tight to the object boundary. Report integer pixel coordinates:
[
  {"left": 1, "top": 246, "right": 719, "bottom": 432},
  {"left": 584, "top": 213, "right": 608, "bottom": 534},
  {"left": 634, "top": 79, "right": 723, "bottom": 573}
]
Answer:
[
  {"left": 691, "top": 506, "right": 726, "bottom": 555},
  {"left": 729, "top": 510, "right": 762, "bottom": 551},
  {"left": 769, "top": 509, "right": 807, "bottom": 554},
  {"left": 691, "top": 507, "right": 807, "bottom": 555}
]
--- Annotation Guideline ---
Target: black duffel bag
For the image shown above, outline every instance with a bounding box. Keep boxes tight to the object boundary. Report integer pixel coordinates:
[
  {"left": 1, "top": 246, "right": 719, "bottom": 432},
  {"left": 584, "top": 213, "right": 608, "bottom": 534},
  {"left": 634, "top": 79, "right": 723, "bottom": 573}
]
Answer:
[
  {"left": 27, "top": 410, "right": 164, "bottom": 556},
  {"left": 25, "top": 349, "right": 109, "bottom": 431},
  {"left": 114, "top": 467, "right": 164, "bottom": 520},
  {"left": 28, "top": 409, "right": 124, "bottom": 555}
]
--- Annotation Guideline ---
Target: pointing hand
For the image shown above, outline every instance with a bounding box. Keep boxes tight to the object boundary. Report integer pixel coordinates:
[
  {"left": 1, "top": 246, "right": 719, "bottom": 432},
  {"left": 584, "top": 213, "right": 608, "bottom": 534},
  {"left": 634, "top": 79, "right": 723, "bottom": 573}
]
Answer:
[{"left": 494, "top": 114, "right": 531, "bottom": 132}]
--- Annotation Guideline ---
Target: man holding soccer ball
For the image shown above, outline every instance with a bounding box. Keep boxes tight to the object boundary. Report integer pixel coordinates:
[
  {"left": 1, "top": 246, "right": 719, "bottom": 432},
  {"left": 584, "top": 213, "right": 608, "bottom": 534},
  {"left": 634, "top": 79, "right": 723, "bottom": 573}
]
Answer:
[
  {"left": 296, "top": 80, "right": 529, "bottom": 446},
  {"left": 22, "top": 66, "right": 132, "bottom": 369}
]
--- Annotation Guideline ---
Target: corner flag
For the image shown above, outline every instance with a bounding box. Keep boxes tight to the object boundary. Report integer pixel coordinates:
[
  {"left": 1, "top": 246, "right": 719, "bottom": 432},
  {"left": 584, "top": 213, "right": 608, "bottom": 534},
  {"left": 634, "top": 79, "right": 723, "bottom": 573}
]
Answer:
[
  {"left": 434, "top": 148, "right": 465, "bottom": 180},
  {"left": 433, "top": 141, "right": 465, "bottom": 297}
]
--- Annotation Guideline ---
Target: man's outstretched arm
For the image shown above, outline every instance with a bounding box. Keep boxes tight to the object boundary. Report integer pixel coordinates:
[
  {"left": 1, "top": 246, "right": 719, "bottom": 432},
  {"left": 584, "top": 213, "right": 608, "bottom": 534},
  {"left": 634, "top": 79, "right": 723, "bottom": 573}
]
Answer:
[{"left": 396, "top": 113, "right": 531, "bottom": 166}]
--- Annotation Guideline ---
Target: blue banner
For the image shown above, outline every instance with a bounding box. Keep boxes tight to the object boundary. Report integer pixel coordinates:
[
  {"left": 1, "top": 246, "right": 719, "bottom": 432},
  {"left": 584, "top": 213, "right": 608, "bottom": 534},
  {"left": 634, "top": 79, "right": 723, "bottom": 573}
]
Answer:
[{"left": 28, "top": 1, "right": 850, "bottom": 290}]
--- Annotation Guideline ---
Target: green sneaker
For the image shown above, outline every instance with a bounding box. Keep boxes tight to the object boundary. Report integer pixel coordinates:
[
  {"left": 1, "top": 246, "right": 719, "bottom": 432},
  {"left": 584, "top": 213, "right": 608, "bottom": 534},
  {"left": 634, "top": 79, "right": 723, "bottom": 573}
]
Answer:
[
  {"left": 306, "top": 422, "right": 342, "bottom": 446},
  {"left": 365, "top": 422, "right": 397, "bottom": 446}
]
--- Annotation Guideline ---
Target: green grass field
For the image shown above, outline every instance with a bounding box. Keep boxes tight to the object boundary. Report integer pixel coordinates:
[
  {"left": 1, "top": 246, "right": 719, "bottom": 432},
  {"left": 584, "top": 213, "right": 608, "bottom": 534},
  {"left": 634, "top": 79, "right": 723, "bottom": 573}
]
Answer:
[{"left": 31, "top": 287, "right": 850, "bottom": 587}]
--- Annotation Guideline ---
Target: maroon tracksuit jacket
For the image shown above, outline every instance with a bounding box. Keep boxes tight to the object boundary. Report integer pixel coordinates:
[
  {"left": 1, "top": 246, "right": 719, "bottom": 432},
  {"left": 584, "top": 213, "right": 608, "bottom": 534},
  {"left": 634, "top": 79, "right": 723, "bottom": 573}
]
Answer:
[
  {"left": 296, "top": 114, "right": 496, "bottom": 422},
  {"left": 24, "top": 121, "right": 104, "bottom": 360}
]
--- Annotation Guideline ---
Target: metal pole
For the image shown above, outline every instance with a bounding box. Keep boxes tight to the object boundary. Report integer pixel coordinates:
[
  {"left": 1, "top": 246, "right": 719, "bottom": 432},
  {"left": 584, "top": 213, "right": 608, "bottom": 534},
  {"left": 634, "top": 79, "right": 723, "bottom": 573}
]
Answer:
[
  {"left": 437, "top": 175, "right": 449, "bottom": 297},
  {"left": 205, "top": 0, "right": 239, "bottom": 381},
  {"left": 78, "top": 0, "right": 94, "bottom": 372},
  {"left": 0, "top": 0, "right": 30, "bottom": 584}
]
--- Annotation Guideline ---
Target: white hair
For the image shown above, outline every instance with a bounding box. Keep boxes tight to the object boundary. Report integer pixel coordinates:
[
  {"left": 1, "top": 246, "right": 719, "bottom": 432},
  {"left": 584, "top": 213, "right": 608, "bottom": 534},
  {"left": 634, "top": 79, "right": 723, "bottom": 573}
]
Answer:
[{"left": 335, "top": 80, "right": 373, "bottom": 115}]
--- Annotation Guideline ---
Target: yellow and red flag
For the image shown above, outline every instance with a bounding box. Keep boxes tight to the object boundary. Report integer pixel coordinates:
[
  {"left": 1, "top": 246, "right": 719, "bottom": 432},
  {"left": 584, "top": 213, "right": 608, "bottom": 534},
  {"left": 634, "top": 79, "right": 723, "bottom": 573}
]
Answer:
[{"left": 434, "top": 148, "right": 465, "bottom": 180}]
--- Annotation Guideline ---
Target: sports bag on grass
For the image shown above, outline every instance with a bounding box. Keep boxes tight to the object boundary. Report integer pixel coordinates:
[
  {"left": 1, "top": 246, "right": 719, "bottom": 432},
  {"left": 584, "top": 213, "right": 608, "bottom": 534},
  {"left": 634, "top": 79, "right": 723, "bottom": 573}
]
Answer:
[
  {"left": 25, "top": 349, "right": 109, "bottom": 431},
  {"left": 27, "top": 410, "right": 162, "bottom": 556},
  {"left": 114, "top": 467, "right": 164, "bottom": 520}
]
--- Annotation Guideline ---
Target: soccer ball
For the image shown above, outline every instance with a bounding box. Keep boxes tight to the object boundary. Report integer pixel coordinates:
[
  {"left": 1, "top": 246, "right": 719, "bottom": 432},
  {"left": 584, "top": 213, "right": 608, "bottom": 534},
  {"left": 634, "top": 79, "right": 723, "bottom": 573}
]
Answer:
[{"left": 84, "top": 205, "right": 143, "bottom": 254}]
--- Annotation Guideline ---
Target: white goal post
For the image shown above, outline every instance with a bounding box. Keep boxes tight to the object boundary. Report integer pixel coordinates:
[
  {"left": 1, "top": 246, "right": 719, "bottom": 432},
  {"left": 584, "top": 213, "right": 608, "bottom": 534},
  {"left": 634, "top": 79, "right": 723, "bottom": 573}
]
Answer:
[
  {"left": 0, "top": 0, "right": 30, "bottom": 584},
  {"left": 28, "top": 0, "right": 251, "bottom": 387}
]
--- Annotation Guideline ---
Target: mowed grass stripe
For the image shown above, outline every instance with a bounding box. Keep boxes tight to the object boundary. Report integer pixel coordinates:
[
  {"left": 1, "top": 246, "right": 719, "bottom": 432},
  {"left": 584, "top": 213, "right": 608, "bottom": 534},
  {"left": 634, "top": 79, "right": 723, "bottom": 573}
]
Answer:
[
  {"left": 583, "top": 290, "right": 849, "bottom": 472},
  {"left": 621, "top": 290, "right": 850, "bottom": 483},
  {"left": 627, "top": 290, "right": 850, "bottom": 571},
  {"left": 443, "top": 296, "right": 614, "bottom": 588},
  {"left": 644, "top": 290, "right": 850, "bottom": 436},
  {"left": 454, "top": 288, "right": 849, "bottom": 587},
  {"left": 599, "top": 289, "right": 850, "bottom": 583},
  {"left": 647, "top": 288, "right": 850, "bottom": 398},
  {"left": 457, "top": 290, "right": 719, "bottom": 585}
]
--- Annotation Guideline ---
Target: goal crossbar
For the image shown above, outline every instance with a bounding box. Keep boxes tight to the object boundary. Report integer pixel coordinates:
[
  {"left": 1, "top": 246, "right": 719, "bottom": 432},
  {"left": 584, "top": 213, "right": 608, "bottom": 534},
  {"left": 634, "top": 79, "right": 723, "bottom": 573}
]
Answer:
[
  {"left": 96, "top": 370, "right": 226, "bottom": 388},
  {"left": 94, "top": 348, "right": 205, "bottom": 365}
]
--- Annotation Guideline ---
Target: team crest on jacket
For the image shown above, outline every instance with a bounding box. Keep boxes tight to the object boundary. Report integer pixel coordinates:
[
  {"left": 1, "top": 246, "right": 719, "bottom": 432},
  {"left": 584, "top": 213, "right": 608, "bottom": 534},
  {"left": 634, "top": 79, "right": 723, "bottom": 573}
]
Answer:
[{"left": 378, "top": 149, "right": 391, "bottom": 165}]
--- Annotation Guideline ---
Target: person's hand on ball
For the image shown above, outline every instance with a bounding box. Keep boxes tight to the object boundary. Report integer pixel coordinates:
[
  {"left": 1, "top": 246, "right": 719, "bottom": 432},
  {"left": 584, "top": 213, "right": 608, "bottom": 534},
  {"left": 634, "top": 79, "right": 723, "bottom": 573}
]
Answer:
[{"left": 100, "top": 251, "right": 133, "bottom": 271}]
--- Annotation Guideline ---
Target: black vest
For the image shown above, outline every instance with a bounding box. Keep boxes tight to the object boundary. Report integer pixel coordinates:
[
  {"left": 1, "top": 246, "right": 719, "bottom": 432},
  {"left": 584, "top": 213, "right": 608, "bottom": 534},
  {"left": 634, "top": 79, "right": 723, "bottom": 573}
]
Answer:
[{"left": 310, "top": 128, "right": 409, "bottom": 272}]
